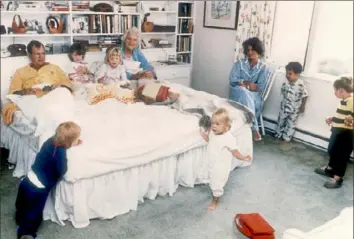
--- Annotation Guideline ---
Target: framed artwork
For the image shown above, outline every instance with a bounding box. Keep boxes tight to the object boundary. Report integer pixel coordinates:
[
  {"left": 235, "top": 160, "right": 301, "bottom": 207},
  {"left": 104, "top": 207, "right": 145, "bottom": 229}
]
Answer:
[
  {"left": 72, "top": 16, "right": 89, "bottom": 33},
  {"left": 203, "top": 1, "right": 240, "bottom": 30}
]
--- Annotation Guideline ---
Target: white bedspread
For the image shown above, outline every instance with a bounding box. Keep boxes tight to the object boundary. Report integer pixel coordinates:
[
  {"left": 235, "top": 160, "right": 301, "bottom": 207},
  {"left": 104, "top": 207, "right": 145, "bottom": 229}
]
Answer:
[
  {"left": 64, "top": 99, "right": 203, "bottom": 182},
  {"left": 7, "top": 83, "right": 250, "bottom": 183}
]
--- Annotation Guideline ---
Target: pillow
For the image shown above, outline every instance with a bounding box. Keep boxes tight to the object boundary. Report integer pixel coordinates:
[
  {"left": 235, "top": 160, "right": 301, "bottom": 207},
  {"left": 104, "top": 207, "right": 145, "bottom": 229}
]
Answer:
[{"left": 6, "top": 94, "right": 39, "bottom": 123}]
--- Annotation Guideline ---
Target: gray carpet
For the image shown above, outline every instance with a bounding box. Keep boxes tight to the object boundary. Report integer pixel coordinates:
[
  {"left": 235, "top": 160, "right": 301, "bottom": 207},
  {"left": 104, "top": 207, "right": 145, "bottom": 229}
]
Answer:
[{"left": 1, "top": 136, "right": 353, "bottom": 239}]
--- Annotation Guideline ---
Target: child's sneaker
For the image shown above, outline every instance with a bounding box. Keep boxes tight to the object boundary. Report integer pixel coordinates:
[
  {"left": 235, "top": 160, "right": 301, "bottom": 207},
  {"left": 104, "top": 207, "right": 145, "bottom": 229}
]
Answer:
[
  {"left": 314, "top": 166, "right": 334, "bottom": 178},
  {"left": 324, "top": 178, "right": 343, "bottom": 189}
]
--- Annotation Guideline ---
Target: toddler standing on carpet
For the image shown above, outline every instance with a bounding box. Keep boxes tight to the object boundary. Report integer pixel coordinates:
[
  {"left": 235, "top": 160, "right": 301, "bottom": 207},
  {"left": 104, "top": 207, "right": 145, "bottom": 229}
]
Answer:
[
  {"left": 95, "top": 47, "right": 128, "bottom": 84},
  {"left": 15, "top": 122, "right": 82, "bottom": 239},
  {"left": 200, "top": 108, "right": 252, "bottom": 210}
]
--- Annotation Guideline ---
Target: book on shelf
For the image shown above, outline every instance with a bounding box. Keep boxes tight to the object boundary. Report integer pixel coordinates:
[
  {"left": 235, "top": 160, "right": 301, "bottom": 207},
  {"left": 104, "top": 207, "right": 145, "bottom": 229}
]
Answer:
[
  {"left": 177, "top": 36, "right": 191, "bottom": 52},
  {"left": 49, "top": 1, "right": 69, "bottom": 11},
  {"left": 119, "top": 5, "right": 137, "bottom": 13},
  {"left": 178, "top": 54, "right": 191, "bottom": 63},
  {"left": 179, "top": 19, "right": 193, "bottom": 33},
  {"left": 72, "top": 1, "right": 89, "bottom": 11},
  {"left": 178, "top": 3, "right": 193, "bottom": 17},
  {"left": 87, "top": 15, "right": 139, "bottom": 34}
]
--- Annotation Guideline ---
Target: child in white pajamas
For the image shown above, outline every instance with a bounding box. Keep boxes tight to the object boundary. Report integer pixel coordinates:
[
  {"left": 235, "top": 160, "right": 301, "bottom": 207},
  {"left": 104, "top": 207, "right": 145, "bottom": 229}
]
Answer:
[
  {"left": 95, "top": 47, "right": 128, "bottom": 85},
  {"left": 200, "top": 108, "right": 252, "bottom": 210}
]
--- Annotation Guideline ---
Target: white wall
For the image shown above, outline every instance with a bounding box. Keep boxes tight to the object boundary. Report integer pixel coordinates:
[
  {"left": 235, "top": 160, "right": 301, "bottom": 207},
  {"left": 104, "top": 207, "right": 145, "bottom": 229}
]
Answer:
[
  {"left": 191, "top": 1, "right": 236, "bottom": 98},
  {"left": 191, "top": 1, "right": 340, "bottom": 149}
]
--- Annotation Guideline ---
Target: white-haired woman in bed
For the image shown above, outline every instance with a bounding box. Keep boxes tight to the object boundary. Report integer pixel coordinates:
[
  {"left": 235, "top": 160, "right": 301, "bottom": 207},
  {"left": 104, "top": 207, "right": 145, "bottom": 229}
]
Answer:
[{"left": 120, "top": 27, "right": 156, "bottom": 80}]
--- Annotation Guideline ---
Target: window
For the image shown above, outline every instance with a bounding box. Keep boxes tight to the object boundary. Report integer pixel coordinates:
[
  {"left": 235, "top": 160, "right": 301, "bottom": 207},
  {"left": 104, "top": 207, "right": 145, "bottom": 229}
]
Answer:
[
  {"left": 270, "top": 1, "right": 353, "bottom": 80},
  {"left": 305, "top": 1, "right": 353, "bottom": 79}
]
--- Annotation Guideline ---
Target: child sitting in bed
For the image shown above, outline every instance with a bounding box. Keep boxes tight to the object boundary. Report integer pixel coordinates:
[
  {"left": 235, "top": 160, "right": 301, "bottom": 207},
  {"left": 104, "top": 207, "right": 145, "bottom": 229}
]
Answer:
[
  {"left": 67, "top": 43, "right": 94, "bottom": 83},
  {"left": 15, "top": 122, "right": 82, "bottom": 239},
  {"left": 95, "top": 47, "right": 128, "bottom": 85},
  {"left": 199, "top": 108, "right": 252, "bottom": 211}
]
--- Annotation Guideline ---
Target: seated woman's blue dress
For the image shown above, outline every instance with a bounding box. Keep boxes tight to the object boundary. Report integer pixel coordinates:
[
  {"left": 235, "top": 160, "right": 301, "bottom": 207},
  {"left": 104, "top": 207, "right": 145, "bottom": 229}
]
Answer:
[
  {"left": 120, "top": 47, "right": 156, "bottom": 80},
  {"left": 229, "top": 59, "right": 270, "bottom": 131}
]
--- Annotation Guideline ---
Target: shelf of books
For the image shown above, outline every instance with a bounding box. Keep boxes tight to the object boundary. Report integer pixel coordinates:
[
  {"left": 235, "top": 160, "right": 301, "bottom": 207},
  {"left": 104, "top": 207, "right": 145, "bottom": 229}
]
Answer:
[
  {"left": 0, "top": 1, "right": 195, "bottom": 62},
  {"left": 176, "top": 1, "right": 194, "bottom": 64},
  {"left": 0, "top": 1, "right": 141, "bottom": 55}
]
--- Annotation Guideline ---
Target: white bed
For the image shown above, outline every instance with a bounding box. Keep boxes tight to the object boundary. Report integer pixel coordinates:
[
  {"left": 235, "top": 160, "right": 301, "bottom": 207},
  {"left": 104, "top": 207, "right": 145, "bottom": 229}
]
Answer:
[{"left": 1, "top": 61, "right": 253, "bottom": 228}]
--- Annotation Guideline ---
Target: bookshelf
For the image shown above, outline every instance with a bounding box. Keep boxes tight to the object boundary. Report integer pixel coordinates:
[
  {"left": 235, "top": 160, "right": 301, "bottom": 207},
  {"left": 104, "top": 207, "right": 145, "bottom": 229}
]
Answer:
[
  {"left": 0, "top": 1, "right": 141, "bottom": 54},
  {"left": 0, "top": 1, "right": 195, "bottom": 64}
]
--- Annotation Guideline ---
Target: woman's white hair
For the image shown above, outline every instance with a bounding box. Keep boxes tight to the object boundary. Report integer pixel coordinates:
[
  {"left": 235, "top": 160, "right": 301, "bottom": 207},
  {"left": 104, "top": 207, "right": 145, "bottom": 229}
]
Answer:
[{"left": 122, "top": 27, "right": 141, "bottom": 43}]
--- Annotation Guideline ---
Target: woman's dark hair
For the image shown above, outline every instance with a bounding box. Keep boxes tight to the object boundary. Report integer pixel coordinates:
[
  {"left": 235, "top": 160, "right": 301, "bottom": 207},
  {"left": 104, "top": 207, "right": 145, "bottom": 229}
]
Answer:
[
  {"left": 68, "top": 43, "right": 87, "bottom": 61},
  {"left": 333, "top": 76, "right": 353, "bottom": 93},
  {"left": 27, "top": 40, "right": 44, "bottom": 55},
  {"left": 285, "top": 62, "right": 303, "bottom": 74},
  {"left": 242, "top": 37, "right": 265, "bottom": 57}
]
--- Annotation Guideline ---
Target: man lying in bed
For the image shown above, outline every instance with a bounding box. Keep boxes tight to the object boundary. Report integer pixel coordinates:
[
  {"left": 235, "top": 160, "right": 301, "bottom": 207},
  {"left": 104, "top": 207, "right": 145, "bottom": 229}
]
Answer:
[{"left": 2, "top": 40, "right": 73, "bottom": 125}]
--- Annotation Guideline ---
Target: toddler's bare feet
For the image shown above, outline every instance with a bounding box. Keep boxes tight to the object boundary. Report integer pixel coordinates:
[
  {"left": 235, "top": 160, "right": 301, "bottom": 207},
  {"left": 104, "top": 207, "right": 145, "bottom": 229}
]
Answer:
[{"left": 208, "top": 199, "right": 218, "bottom": 211}]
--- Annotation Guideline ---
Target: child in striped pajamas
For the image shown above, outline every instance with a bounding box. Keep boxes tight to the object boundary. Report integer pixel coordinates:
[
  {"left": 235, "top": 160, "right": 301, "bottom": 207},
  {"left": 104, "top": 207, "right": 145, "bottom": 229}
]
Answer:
[{"left": 274, "top": 62, "right": 308, "bottom": 142}]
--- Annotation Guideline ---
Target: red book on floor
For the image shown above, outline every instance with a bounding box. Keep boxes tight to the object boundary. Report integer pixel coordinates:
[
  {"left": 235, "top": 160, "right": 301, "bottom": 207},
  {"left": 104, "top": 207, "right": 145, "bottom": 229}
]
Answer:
[{"left": 234, "top": 213, "right": 275, "bottom": 239}]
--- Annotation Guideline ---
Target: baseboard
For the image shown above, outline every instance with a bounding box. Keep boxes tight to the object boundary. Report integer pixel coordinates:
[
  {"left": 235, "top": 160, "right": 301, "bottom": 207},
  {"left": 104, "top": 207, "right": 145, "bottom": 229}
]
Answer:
[
  {"left": 263, "top": 117, "right": 329, "bottom": 151},
  {"left": 263, "top": 117, "right": 354, "bottom": 160}
]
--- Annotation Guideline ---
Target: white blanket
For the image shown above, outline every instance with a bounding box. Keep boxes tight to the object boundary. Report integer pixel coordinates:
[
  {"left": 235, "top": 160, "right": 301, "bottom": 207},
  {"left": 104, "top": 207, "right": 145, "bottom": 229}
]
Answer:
[
  {"left": 64, "top": 99, "right": 203, "bottom": 182},
  {"left": 9, "top": 83, "right": 249, "bottom": 183}
]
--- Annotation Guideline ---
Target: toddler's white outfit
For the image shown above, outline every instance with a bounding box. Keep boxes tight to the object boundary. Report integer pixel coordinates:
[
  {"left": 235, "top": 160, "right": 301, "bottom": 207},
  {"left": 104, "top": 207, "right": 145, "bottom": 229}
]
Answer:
[
  {"left": 207, "top": 130, "right": 238, "bottom": 197},
  {"left": 95, "top": 63, "right": 128, "bottom": 85},
  {"left": 69, "top": 61, "right": 94, "bottom": 83}
]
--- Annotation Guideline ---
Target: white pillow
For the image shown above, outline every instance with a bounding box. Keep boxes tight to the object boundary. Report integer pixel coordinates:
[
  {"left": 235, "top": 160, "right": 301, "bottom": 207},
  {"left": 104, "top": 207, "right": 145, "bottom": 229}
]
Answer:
[{"left": 6, "top": 94, "right": 39, "bottom": 124}]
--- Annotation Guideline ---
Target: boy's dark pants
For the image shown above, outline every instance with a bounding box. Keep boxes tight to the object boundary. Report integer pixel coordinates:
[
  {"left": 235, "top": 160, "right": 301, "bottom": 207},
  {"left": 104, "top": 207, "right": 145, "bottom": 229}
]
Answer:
[
  {"left": 328, "top": 128, "right": 353, "bottom": 177},
  {"left": 16, "top": 177, "right": 50, "bottom": 239}
]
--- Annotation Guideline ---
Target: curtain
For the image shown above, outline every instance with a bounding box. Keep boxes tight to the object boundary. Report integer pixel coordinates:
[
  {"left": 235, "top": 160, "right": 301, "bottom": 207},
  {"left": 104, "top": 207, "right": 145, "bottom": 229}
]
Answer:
[{"left": 234, "top": 1, "right": 277, "bottom": 61}]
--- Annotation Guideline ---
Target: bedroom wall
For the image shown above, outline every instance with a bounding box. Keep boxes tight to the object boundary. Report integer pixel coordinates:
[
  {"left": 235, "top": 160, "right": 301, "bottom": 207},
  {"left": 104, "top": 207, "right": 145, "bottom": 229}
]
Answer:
[
  {"left": 191, "top": 1, "right": 339, "bottom": 149},
  {"left": 191, "top": 1, "right": 236, "bottom": 98}
]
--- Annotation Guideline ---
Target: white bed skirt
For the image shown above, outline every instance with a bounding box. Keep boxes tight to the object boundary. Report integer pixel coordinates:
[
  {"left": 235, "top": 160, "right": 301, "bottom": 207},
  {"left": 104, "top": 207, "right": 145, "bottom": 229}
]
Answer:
[{"left": 1, "top": 121, "right": 253, "bottom": 228}]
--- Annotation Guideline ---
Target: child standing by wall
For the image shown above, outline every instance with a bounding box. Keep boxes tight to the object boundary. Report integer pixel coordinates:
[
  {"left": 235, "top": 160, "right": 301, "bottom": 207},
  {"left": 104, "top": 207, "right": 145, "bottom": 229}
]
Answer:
[
  {"left": 315, "top": 77, "right": 353, "bottom": 189},
  {"left": 95, "top": 47, "right": 128, "bottom": 84},
  {"left": 67, "top": 43, "right": 94, "bottom": 83},
  {"left": 15, "top": 122, "right": 82, "bottom": 239},
  {"left": 200, "top": 108, "right": 252, "bottom": 211},
  {"left": 274, "top": 62, "right": 308, "bottom": 142}
]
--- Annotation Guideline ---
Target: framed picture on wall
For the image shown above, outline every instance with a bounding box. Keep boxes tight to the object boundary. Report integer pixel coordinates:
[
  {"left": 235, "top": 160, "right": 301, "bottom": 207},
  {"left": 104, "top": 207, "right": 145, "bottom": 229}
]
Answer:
[{"left": 203, "top": 1, "right": 240, "bottom": 30}]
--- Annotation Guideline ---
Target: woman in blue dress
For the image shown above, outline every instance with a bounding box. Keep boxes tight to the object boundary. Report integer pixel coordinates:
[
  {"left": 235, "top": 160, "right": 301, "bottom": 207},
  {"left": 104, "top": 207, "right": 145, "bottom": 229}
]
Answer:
[
  {"left": 120, "top": 27, "right": 156, "bottom": 80},
  {"left": 229, "top": 37, "right": 270, "bottom": 141}
]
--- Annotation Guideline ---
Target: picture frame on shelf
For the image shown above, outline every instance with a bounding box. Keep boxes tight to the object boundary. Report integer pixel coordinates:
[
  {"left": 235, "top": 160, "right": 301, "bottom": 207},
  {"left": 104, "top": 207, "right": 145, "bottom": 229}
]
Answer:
[
  {"left": 203, "top": 1, "right": 240, "bottom": 30},
  {"left": 72, "top": 16, "right": 89, "bottom": 34}
]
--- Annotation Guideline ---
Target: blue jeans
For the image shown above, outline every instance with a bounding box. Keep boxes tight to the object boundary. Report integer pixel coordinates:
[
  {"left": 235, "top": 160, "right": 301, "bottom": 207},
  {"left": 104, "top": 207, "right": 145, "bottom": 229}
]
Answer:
[
  {"left": 229, "top": 85, "right": 264, "bottom": 131},
  {"left": 16, "top": 177, "right": 50, "bottom": 239}
]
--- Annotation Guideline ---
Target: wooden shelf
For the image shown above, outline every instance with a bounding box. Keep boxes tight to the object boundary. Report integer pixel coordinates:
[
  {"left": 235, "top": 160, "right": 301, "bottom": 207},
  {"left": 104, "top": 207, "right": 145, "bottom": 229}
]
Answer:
[
  {"left": 141, "top": 32, "right": 176, "bottom": 35},
  {"left": 146, "top": 11, "right": 177, "bottom": 14},
  {"left": 71, "top": 11, "right": 139, "bottom": 16},
  {"left": 1, "top": 34, "right": 71, "bottom": 37},
  {"left": 72, "top": 33, "right": 123, "bottom": 36},
  {"left": 177, "top": 51, "right": 191, "bottom": 54},
  {"left": 0, "top": 10, "right": 70, "bottom": 14}
]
